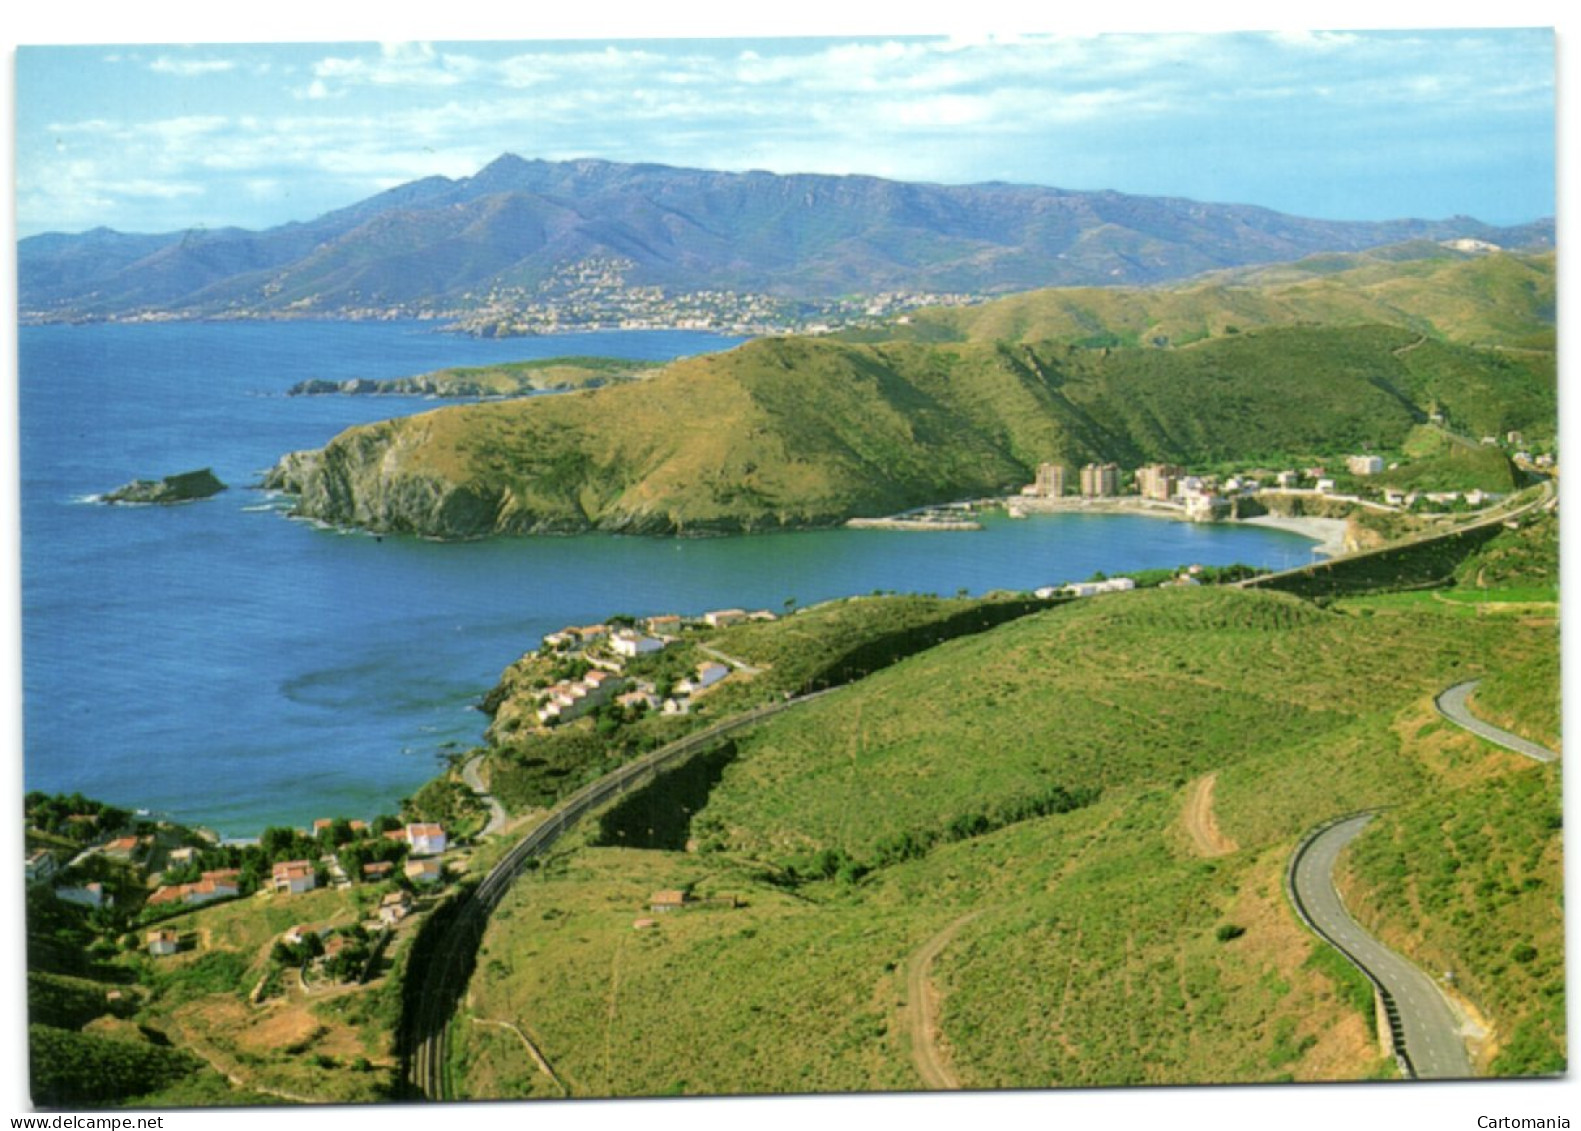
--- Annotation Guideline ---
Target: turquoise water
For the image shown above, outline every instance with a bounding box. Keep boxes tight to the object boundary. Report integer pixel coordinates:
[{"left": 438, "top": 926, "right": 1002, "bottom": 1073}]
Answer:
[{"left": 19, "top": 321, "right": 1319, "bottom": 836}]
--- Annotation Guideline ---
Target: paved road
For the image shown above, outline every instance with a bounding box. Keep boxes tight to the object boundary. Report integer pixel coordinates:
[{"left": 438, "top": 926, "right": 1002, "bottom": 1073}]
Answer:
[
  {"left": 1289, "top": 814, "right": 1473, "bottom": 1080},
  {"left": 1435, "top": 681, "right": 1558, "bottom": 763},
  {"left": 461, "top": 754, "right": 508, "bottom": 838}
]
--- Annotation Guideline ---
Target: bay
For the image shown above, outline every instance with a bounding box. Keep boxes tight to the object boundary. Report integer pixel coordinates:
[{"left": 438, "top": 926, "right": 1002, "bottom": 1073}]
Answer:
[{"left": 19, "top": 321, "right": 1320, "bottom": 836}]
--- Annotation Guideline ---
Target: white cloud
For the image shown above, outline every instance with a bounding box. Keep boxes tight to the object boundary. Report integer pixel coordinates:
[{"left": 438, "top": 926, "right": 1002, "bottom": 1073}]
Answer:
[
  {"left": 1267, "top": 30, "right": 1362, "bottom": 52},
  {"left": 150, "top": 56, "right": 237, "bottom": 77}
]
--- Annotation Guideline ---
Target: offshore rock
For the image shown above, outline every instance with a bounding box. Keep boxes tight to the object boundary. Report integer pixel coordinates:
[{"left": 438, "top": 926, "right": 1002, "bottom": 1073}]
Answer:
[{"left": 102, "top": 468, "right": 226, "bottom": 505}]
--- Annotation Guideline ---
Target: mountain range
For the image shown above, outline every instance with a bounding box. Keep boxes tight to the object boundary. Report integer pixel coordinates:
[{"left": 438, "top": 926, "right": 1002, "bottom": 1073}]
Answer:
[{"left": 19, "top": 155, "right": 1554, "bottom": 320}]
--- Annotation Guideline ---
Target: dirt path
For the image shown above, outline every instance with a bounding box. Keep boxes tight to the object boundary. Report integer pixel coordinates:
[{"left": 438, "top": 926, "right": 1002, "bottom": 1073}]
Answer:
[
  {"left": 471, "top": 1017, "right": 569, "bottom": 1095},
  {"left": 904, "top": 910, "right": 984, "bottom": 1089},
  {"left": 165, "top": 1017, "right": 320, "bottom": 1105},
  {"left": 1183, "top": 773, "right": 1238, "bottom": 857},
  {"left": 697, "top": 643, "right": 765, "bottom": 676}
]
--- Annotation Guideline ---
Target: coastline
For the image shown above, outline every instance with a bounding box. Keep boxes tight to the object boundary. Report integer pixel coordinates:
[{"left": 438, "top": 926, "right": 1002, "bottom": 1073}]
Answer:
[
  {"left": 1007, "top": 496, "right": 1346, "bottom": 556},
  {"left": 1237, "top": 514, "right": 1349, "bottom": 557}
]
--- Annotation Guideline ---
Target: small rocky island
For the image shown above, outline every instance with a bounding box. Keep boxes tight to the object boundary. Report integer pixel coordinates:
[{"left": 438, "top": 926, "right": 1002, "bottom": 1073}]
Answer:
[{"left": 102, "top": 468, "right": 227, "bottom": 505}]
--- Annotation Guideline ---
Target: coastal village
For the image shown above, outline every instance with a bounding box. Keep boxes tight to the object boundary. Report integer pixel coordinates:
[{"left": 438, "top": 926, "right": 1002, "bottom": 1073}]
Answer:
[
  {"left": 856, "top": 427, "right": 1551, "bottom": 538},
  {"left": 24, "top": 787, "right": 464, "bottom": 996},
  {"left": 530, "top": 607, "right": 778, "bottom": 727}
]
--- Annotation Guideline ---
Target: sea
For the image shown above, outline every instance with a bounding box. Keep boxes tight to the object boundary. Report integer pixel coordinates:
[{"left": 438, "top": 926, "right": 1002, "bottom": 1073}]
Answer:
[{"left": 18, "top": 320, "right": 1321, "bottom": 837}]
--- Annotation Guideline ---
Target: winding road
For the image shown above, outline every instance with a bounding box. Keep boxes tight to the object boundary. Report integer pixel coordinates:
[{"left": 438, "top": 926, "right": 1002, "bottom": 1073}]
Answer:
[
  {"left": 461, "top": 753, "right": 508, "bottom": 838},
  {"left": 1289, "top": 814, "right": 1473, "bottom": 1080},
  {"left": 1435, "top": 680, "right": 1558, "bottom": 763}
]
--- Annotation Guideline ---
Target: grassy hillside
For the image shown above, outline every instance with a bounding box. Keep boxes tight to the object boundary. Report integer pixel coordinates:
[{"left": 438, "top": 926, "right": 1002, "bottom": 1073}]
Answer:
[
  {"left": 482, "top": 593, "right": 1050, "bottom": 815},
  {"left": 270, "top": 322, "right": 1554, "bottom": 538},
  {"left": 861, "top": 248, "right": 1555, "bottom": 351},
  {"left": 451, "top": 584, "right": 1556, "bottom": 1094}
]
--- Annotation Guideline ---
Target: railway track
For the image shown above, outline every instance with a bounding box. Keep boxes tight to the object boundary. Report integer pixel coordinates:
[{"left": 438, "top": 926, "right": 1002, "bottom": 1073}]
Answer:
[{"left": 405, "top": 689, "right": 835, "bottom": 1099}]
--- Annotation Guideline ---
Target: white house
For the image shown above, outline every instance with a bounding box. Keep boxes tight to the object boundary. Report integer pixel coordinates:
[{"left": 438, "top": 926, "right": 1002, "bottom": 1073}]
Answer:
[
  {"left": 611, "top": 632, "right": 664, "bottom": 658},
  {"left": 678, "top": 662, "right": 730, "bottom": 695},
  {"left": 702, "top": 609, "right": 749, "bottom": 628},
  {"left": 272, "top": 859, "right": 317, "bottom": 895},
  {"left": 147, "top": 929, "right": 180, "bottom": 957},
  {"left": 405, "top": 823, "right": 447, "bottom": 857},
  {"left": 405, "top": 858, "right": 443, "bottom": 885}
]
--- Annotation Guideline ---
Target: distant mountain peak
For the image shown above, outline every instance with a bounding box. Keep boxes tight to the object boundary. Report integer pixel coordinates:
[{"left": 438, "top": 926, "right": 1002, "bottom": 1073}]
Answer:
[{"left": 18, "top": 156, "right": 1556, "bottom": 321}]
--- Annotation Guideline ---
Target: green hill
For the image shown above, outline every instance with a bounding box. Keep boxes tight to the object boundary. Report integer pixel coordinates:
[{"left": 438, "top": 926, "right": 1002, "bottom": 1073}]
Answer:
[
  {"left": 266, "top": 322, "right": 1554, "bottom": 538},
  {"left": 856, "top": 248, "right": 1555, "bottom": 351},
  {"left": 449, "top": 583, "right": 1557, "bottom": 1094}
]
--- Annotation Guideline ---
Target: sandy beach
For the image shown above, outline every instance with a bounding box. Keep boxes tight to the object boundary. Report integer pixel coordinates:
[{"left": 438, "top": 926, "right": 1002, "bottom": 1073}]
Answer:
[{"left": 1238, "top": 514, "right": 1349, "bottom": 557}]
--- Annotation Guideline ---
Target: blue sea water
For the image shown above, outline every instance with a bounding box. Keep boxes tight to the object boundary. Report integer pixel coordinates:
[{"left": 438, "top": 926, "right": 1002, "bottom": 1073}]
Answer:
[{"left": 19, "top": 321, "right": 1320, "bottom": 836}]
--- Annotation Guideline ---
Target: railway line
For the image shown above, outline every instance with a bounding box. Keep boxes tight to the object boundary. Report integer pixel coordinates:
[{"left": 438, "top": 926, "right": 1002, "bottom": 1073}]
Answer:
[{"left": 405, "top": 689, "right": 835, "bottom": 1099}]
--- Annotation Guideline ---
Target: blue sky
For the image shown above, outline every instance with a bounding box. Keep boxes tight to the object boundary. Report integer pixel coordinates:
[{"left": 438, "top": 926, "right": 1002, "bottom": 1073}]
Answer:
[{"left": 13, "top": 27, "right": 1554, "bottom": 237}]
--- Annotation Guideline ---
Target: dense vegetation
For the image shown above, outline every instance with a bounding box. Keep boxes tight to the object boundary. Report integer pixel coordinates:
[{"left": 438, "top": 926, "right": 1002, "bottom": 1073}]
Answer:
[{"left": 29, "top": 1025, "right": 204, "bottom": 1107}]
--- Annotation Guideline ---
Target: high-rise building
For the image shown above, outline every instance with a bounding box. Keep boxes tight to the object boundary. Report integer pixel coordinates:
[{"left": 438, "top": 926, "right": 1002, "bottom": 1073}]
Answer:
[
  {"left": 1080, "top": 462, "right": 1121, "bottom": 497},
  {"left": 1034, "top": 462, "right": 1067, "bottom": 497},
  {"left": 1135, "top": 463, "right": 1183, "bottom": 500}
]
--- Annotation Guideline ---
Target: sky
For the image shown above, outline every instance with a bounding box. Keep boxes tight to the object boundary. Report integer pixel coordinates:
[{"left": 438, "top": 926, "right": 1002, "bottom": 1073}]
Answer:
[{"left": 13, "top": 26, "right": 1556, "bottom": 237}]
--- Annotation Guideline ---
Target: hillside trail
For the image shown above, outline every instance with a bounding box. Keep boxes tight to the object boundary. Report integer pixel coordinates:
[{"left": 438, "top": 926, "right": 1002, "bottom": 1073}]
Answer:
[
  {"left": 1182, "top": 772, "right": 1238, "bottom": 857},
  {"left": 904, "top": 910, "right": 985, "bottom": 1089}
]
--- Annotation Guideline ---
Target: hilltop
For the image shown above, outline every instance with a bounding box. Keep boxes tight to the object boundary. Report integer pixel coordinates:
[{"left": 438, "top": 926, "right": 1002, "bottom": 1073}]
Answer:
[
  {"left": 19, "top": 155, "right": 1553, "bottom": 322},
  {"left": 264, "top": 321, "right": 1554, "bottom": 538},
  {"left": 847, "top": 246, "right": 1555, "bottom": 351}
]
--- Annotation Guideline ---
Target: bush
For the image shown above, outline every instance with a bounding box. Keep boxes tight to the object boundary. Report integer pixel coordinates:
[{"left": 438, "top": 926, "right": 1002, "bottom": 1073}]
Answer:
[{"left": 1215, "top": 924, "right": 1246, "bottom": 943}]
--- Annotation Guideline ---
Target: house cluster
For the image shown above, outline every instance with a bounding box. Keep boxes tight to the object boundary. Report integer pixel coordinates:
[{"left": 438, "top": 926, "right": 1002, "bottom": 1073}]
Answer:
[
  {"left": 1036, "top": 577, "right": 1138, "bottom": 600},
  {"left": 1020, "top": 451, "right": 1521, "bottom": 518},
  {"left": 147, "top": 868, "right": 241, "bottom": 909},
  {"left": 537, "top": 667, "right": 623, "bottom": 725},
  {"left": 26, "top": 826, "right": 150, "bottom": 910},
  {"left": 533, "top": 608, "right": 776, "bottom": 726}
]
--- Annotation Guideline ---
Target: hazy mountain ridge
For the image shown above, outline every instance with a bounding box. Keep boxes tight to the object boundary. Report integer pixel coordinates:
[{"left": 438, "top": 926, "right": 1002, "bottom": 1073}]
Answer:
[{"left": 20, "top": 155, "right": 1554, "bottom": 320}]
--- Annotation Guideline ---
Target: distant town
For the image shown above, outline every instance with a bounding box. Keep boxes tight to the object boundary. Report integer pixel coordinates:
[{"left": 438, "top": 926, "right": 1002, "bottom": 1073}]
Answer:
[{"left": 87, "top": 256, "right": 987, "bottom": 338}]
